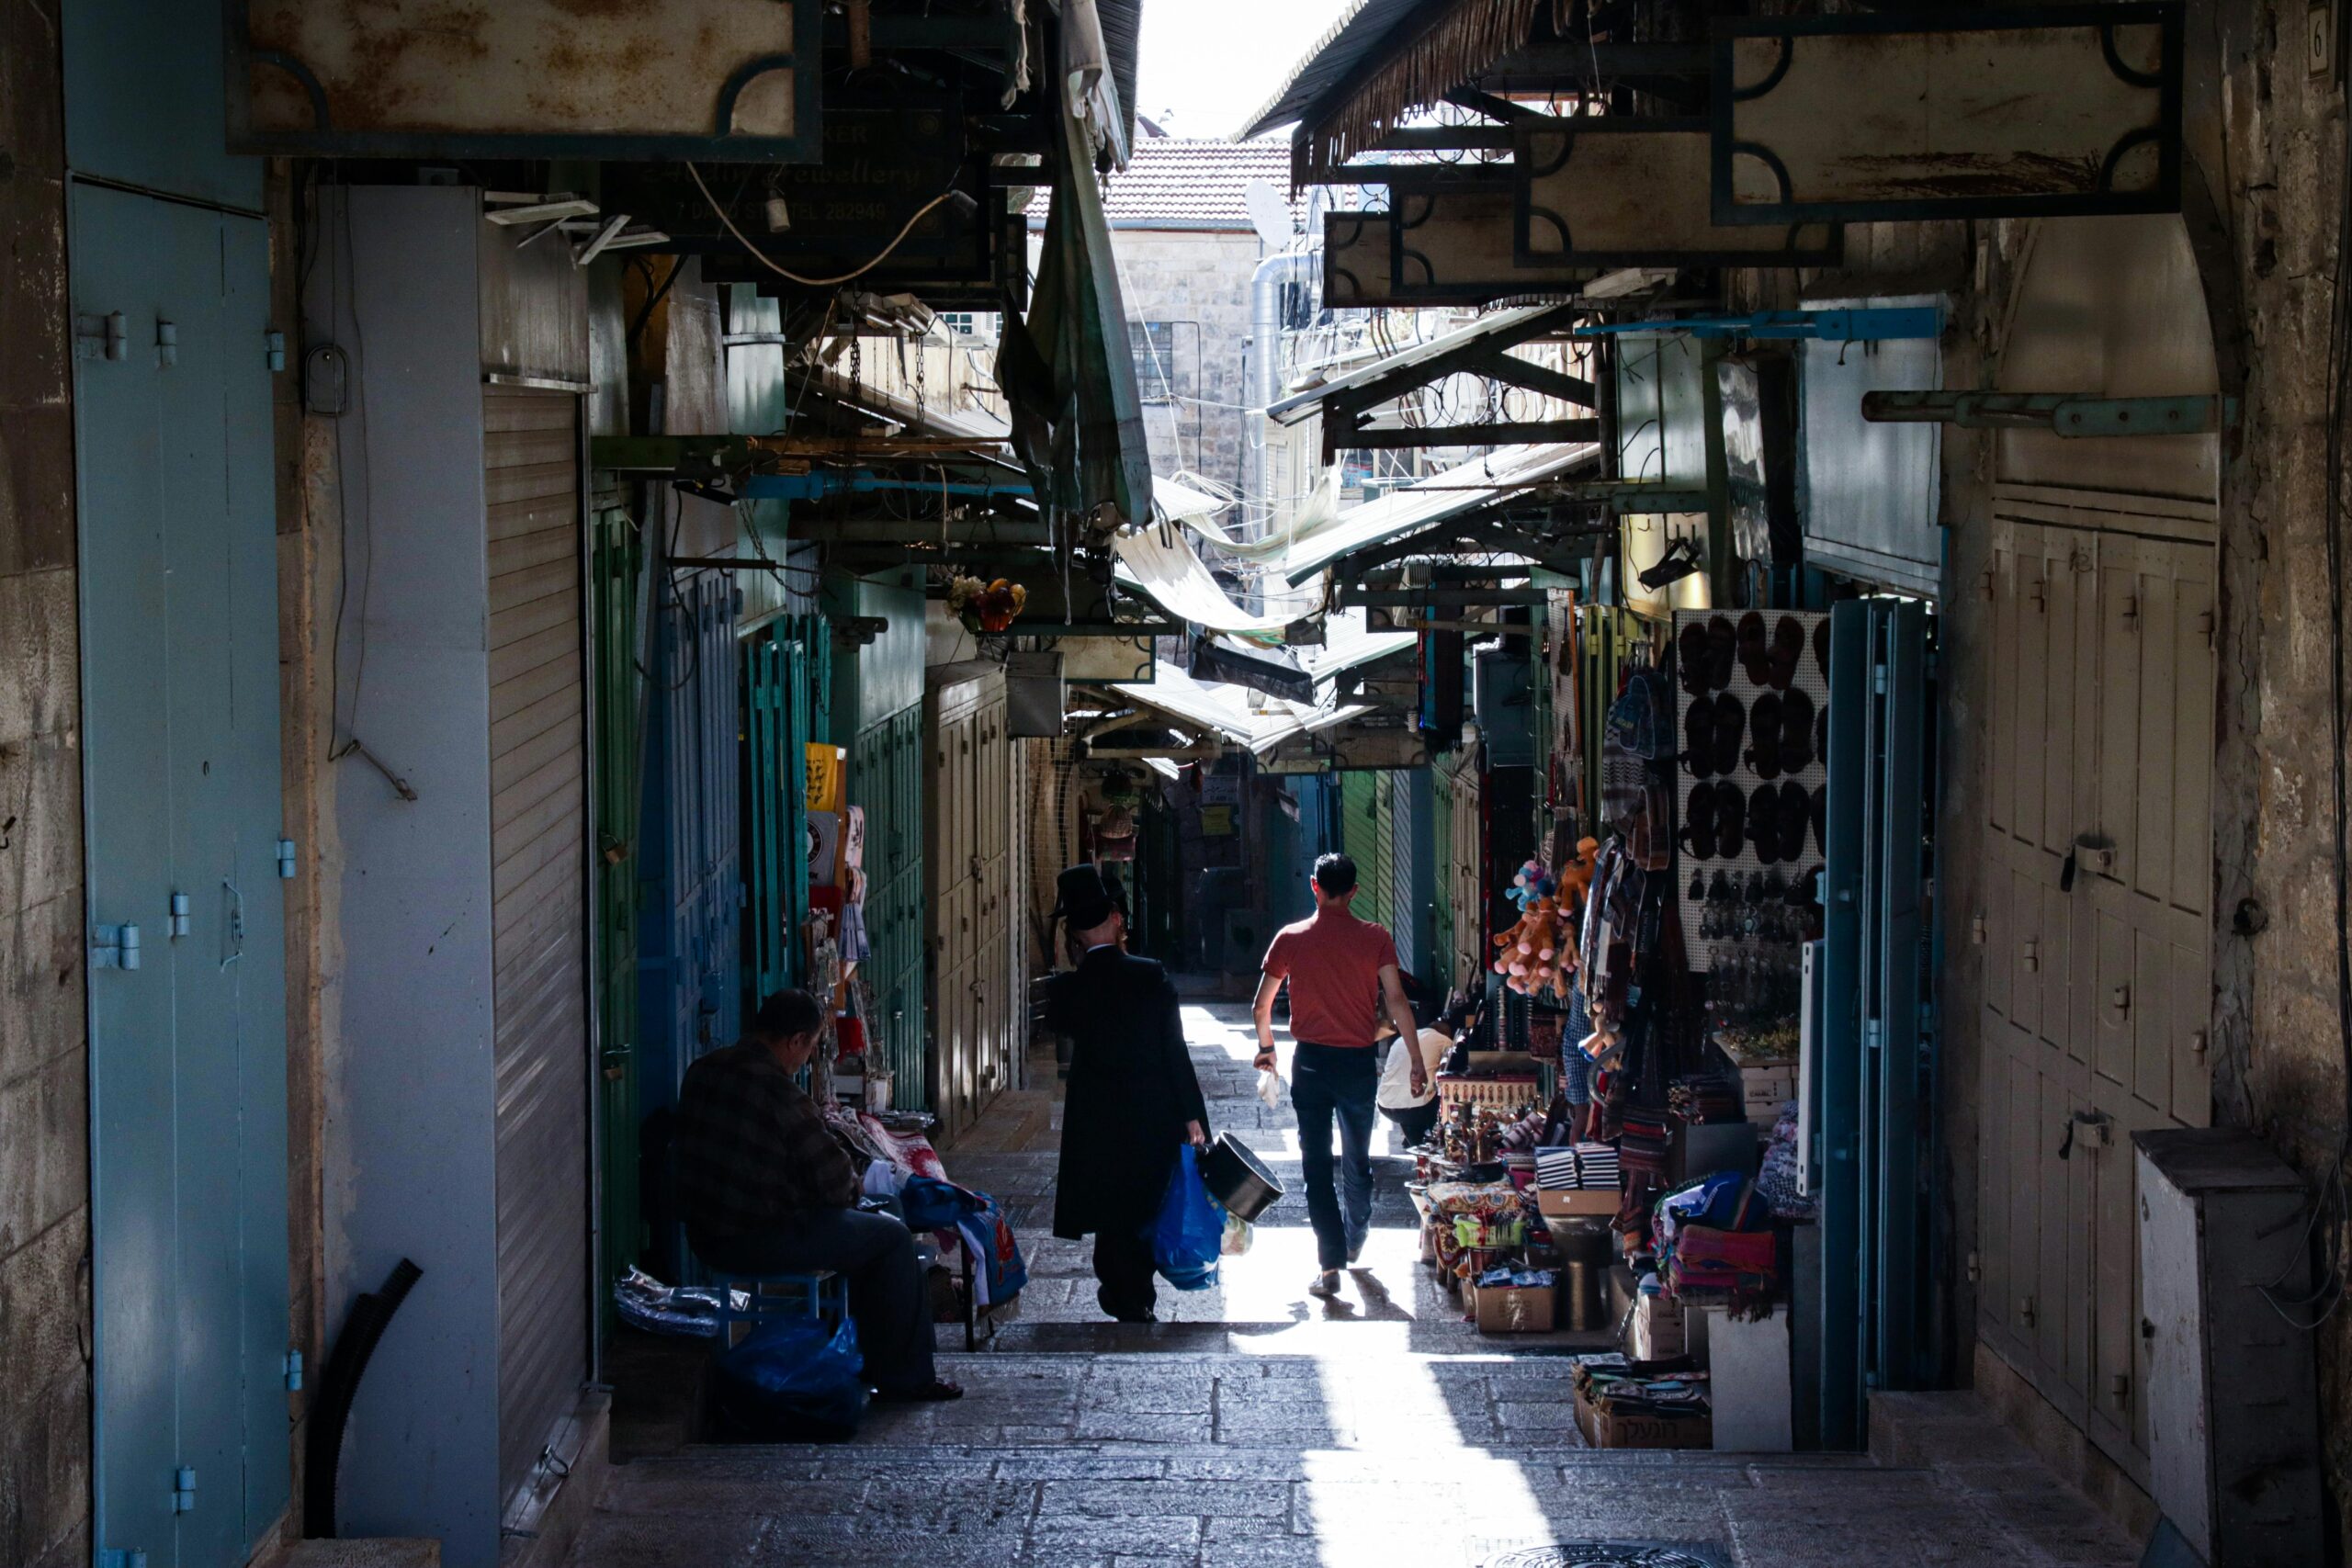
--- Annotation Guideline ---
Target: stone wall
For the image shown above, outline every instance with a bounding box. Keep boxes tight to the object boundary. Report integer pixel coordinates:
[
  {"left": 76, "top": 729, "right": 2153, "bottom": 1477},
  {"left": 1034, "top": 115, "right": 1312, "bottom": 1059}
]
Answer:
[
  {"left": 1110, "top": 227, "right": 1263, "bottom": 508},
  {"left": 0, "top": 3, "right": 91, "bottom": 1564}
]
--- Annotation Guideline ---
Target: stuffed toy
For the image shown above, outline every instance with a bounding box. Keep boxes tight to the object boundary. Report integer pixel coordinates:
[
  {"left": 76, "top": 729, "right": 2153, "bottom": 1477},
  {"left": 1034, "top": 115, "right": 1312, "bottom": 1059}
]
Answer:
[{"left": 1491, "top": 892, "right": 1571, "bottom": 998}]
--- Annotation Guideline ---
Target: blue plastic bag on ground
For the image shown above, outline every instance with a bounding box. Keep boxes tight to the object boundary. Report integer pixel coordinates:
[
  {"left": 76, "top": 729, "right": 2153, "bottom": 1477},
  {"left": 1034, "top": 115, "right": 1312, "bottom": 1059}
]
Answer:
[
  {"left": 707, "top": 1314, "right": 868, "bottom": 1442},
  {"left": 1150, "top": 1145, "right": 1226, "bottom": 1292}
]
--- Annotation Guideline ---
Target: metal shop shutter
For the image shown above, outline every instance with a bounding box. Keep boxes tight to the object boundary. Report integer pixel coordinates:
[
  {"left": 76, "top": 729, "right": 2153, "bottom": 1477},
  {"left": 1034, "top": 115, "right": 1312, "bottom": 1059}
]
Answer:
[{"left": 483, "top": 386, "right": 589, "bottom": 1499}]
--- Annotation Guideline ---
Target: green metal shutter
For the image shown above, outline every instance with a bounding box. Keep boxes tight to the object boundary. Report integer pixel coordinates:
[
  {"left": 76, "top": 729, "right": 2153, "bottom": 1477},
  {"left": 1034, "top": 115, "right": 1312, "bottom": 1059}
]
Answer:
[
  {"left": 742, "top": 613, "right": 831, "bottom": 1008},
  {"left": 854, "top": 704, "right": 929, "bottom": 1109},
  {"left": 593, "top": 499, "right": 650, "bottom": 1300}
]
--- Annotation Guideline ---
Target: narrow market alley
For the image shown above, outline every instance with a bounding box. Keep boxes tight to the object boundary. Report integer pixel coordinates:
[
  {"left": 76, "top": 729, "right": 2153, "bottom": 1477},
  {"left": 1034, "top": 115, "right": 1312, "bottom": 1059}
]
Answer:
[{"left": 571, "top": 998, "right": 2140, "bottom": 1568}]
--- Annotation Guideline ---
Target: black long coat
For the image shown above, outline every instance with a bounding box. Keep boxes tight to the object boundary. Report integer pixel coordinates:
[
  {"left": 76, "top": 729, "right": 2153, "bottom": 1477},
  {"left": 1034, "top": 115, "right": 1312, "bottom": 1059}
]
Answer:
[{"left": 1047, "top": 946, "right": 1210, "bottom": 1241}]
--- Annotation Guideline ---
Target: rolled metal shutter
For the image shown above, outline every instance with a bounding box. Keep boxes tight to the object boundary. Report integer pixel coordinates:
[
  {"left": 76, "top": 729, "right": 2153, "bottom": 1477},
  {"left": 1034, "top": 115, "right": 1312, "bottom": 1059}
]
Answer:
[
  {"left": 484, "top": 387, "right": 589, "bottom": 1499},
  {"left": 1387, "top": 770, "right": 1417, "bottom": 978}
]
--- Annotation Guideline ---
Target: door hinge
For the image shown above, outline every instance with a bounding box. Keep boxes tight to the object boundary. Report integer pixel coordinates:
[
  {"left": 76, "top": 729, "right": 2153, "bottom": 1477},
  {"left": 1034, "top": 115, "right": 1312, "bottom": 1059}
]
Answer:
[
  {"left": 154, "top": 320, "right": 177, "bottom": 369},
  {"left": 283, "top": 1349, "right": 304, "bottom": 1391},
  {"left": 76, "top": 310, "right": 128, "bottom": 362},
  {"left": 1862, "top": 1018, "right": 1884, "bottom": 1053},
  {"left": 91, "top": 923, "right": 142, "bottom": 971},
  {"left": 99, "top": 1551, "right": 150, "bottom": 1568},
  {"left": 265, "top": 329, "right": 287, "bottom": 373},
  {"left": 167, "top": 893, "right": 191, "bottom": 940},
  {"left": 277, "top": 838, "right": 299, "bottom": 878},
  {"left": 172, "top": 1466, "right": 197, "bottom": 1513}
]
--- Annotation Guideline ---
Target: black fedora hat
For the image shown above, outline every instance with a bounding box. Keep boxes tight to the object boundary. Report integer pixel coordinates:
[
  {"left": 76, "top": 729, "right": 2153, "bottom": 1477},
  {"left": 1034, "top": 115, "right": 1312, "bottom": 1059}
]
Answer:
[{"left": 1050, "top": 863, "right": 1115, "bottom": 930}]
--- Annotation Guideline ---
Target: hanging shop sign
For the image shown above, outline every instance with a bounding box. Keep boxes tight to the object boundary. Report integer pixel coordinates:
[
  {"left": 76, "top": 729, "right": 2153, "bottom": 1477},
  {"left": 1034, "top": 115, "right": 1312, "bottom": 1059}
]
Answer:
[
  {"left": 1388, "top": 175, "right": 1600, "bottom": 302},
  {"left": 1712, "top": 5, "right": 2185, "bottom": 224},
  {"left": 1324, "top": 211, "right": 1400, "bottom": 309},
  {"left": 1514, "top": 119, "right": 1841, "bottom": 268},
  {"left": 230, "top": 0, "right": 823, "bottom": 161}
]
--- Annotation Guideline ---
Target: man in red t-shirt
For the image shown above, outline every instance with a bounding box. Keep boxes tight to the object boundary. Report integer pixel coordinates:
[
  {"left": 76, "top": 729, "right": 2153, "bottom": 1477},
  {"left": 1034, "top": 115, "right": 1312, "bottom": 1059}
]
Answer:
[{"left": 1255, "top": 852, "right": 1425, "bottom": 1299}]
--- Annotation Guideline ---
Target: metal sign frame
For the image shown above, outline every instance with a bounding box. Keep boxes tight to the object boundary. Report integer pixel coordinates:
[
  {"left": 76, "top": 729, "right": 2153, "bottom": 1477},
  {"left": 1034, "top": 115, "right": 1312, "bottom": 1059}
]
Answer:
[
  {"left": 1513, "top": 118, "right": 1843, "bottom": 268},
  {"left": 225, "top": 0, "right": 825, "bottom": 162},
  {"left": 1387, "top": 171, "right": 1599, "bottom": 302},
  {"left": 1711, "top": 4, "right": 2185, "bottom": 225}
]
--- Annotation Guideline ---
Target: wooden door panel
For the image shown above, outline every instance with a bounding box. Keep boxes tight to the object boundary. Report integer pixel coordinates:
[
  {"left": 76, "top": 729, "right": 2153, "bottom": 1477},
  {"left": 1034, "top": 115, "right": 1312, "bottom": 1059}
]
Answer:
[
  {"left": 2038, "top": 872, "right": 2075, "bottom": 1057},
  {"left": 1989, "top": 523, "right": 2020, "bottom": 839},
  {"left": 2096, "top": 547, "right": 2144, "bottom": 891},
  {"left": 2171, "top": 924, "right": 2211, "bottom": 1127},
  {"left": 2131, "top": 557, "right": 2181, "bottom": 911},
  {"left": 2007, "top": 1043, "right": 2042, "bottom": 1347},
  {"left": 1983, "top": 838, "right": 2015, "bottom": 1020},
  {"left": 2014, "top": 526, "right": 2051, "bottom": 852},
  {"left": 2009, "top": 858, "right": 2042, "bottom": 1039},
  {"left": 2090, "top": 894, "right": 2133, "bottom": 1090},
  {"left": 2038, "top": 529, "right": 2086, "bottom": 861}
]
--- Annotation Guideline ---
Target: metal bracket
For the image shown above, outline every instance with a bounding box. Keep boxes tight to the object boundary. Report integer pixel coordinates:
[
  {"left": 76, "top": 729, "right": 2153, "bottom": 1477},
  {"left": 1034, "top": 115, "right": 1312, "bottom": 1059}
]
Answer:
[
  {"left": 75, "top": 310, "right": 129, "bottom": 362},
  {"left": 91, "top": 923, "right": 141, "bottom": 971},
  {"left": 1860, "top": 391, "right": 2234, "bottom": 437},
  {"left": 1575, "top": 307, "right": 1941, "bottom": 342}
]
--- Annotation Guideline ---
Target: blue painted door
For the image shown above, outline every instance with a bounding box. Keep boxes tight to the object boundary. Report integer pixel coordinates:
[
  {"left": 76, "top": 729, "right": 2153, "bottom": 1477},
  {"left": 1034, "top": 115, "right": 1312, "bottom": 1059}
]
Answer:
[
  {"left": 638, "top": 570, "right": 742, "bottom": 1118},
  {"left": 1812, "top": 598, "right": 1935, "bottom": 1448},
  {"left": 74, "top": 182, "right": 290, "bottom": 1568}
]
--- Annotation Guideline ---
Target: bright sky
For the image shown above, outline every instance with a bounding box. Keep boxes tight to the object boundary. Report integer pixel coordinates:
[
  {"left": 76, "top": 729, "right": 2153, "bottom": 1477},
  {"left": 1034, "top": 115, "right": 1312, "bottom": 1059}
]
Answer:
[{"left": 1136, "top": 0, "right": 1356, "bottom": 141}]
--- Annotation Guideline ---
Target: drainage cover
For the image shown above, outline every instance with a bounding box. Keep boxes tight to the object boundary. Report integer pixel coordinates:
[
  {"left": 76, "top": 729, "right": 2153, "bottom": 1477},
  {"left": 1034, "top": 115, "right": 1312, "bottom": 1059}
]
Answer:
[{"left": 1484, "top": 1550, "right": 1724, "bottom": 1568}]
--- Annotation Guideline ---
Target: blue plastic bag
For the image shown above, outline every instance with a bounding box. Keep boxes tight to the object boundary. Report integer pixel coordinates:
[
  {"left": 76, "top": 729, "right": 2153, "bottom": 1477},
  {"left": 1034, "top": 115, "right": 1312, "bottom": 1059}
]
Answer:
[
  {"left": 1150, "top": 1146, "right": 1226, "bottom": 1292},
  {"left": 708, "top": 1314, "right": 868, "bottom": 1442}
]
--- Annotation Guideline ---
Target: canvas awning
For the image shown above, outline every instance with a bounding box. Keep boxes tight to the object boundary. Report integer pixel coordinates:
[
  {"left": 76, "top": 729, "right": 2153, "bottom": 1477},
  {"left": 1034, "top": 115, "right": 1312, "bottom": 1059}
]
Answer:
[
  {"left": 1238, "top": 0, "right": 1547, "bottom": 168},
  {"left": 1281, "top": 441, "right": 1602, "bottom": 585}
]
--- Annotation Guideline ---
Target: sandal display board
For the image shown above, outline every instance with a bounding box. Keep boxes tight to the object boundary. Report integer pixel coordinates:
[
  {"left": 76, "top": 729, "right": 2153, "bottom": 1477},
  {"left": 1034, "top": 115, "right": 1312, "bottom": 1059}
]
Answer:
[{"left": 1672, "top": 609, "right": 1830, "bottom": 974}]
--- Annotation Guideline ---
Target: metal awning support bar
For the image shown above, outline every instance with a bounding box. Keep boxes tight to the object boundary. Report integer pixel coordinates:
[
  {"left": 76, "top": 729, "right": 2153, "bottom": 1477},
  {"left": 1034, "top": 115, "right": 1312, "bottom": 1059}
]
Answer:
[
  {"left": 1860, "top": 390, "right": 2233, "bottom": 437},
  {"left": 1574, "top": 308, "right": 1942, "bottom": 342},
  {"left": 1341, "top": 418, "right": 1601, "bottom": 452},
  {"left": 1337, "top": 586, "right": 1550, "bottom": 608}
]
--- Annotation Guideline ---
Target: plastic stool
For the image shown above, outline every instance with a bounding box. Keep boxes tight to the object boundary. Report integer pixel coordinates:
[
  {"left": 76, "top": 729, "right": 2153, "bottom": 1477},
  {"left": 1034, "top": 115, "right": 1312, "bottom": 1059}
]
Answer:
[{"left": 708, "top": 1269, "right": 849, "bottom": 1350}]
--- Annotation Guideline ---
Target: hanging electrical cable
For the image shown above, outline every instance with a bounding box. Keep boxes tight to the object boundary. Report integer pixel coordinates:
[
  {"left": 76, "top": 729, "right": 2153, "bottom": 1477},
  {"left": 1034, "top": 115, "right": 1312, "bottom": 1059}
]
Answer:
[{"left": 686, "top": 163, "right": 970, "bottom": 289}]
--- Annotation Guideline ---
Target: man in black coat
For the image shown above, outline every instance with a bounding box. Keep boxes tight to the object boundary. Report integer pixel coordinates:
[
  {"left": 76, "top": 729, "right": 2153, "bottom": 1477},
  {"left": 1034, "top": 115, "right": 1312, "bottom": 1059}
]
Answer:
[{"left": 1046, "top": 863, "right": 1209, "bottom": 1323}]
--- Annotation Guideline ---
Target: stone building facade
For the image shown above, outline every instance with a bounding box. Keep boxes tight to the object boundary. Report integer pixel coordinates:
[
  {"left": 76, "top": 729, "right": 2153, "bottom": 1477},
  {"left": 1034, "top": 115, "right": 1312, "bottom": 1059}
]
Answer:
[{"left": 1097, "top": 137, "right": 1295, "bottom": 516}]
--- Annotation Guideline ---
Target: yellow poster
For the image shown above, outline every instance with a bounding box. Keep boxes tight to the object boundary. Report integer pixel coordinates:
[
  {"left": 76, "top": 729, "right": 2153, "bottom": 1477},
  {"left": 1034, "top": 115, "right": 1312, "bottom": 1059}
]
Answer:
[
  {"left": 806, "top": 743, "right": 844, "bottom": 813},
  {"left": 1200, "top": 805, "right": 1235, "bottom": 837}
]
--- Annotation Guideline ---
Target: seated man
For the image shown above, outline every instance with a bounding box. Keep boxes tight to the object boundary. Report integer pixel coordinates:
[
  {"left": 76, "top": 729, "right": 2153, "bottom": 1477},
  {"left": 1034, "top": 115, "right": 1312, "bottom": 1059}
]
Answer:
[{"left": 675, "top": 988, "right": 960, "bottom": 1402}]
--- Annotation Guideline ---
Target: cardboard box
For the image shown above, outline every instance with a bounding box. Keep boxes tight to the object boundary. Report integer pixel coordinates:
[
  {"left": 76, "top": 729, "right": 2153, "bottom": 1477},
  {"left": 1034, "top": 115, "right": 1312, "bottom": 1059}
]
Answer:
[
  {"left": 1469, "top": 1280, "right": 1557, "bottom": 1334},
  {"left": 1626, "top": 1292, "right": 1688, "bottom": 1359},
  {"left": 1573, "top": 1383, "right": 1713, "bottom": 1450},
  {"left": 1538, "top": 1189, "right": 1620, "bottom": 1220}
]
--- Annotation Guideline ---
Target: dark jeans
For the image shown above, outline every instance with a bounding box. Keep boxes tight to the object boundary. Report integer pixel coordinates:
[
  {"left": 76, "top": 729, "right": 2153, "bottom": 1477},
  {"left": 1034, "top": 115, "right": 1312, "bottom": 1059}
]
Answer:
[
  {"left": 1291, "top": 1042, "right": 1379, "bottom": 1270},
  {"left": 1093, "top": 1225, "right": 1158, "bottom": 1321},
  {"left": 695, "top": 1207, "right": 938, "bottom": 1394},
  {"left": 1381, "top": 1100, "right": 1440, "bottom": 1149}
]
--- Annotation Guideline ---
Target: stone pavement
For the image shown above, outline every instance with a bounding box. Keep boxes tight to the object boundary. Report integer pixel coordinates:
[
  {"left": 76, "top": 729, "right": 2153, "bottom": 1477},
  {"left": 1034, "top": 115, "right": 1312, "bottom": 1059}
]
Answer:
[{"left": 574, "top": 998, "right": 2140, "bottom": 1568}]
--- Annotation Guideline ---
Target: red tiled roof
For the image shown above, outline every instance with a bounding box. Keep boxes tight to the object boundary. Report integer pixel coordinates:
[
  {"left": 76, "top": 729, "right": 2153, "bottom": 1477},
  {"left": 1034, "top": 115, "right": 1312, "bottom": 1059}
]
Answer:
[{"left": 1099, "top": 138, "right": 1299, "bottom": 229}]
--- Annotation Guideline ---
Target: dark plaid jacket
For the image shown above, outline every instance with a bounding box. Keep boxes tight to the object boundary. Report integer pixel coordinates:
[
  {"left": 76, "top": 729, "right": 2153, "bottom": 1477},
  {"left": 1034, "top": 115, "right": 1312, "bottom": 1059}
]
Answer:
[{"left": 675, "top": 1042, "right": 857, "bottom": 1243}]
